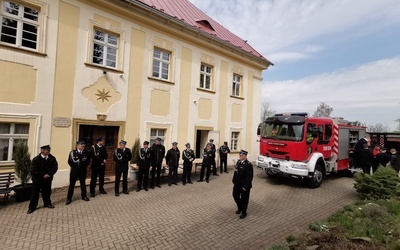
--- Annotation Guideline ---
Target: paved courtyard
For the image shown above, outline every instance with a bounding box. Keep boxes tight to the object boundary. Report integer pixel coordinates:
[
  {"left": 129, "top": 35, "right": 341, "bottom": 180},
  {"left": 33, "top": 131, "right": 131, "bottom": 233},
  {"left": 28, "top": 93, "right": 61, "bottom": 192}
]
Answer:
[{"left": 0, "top": 168, "right": 358, "bottom": 250}]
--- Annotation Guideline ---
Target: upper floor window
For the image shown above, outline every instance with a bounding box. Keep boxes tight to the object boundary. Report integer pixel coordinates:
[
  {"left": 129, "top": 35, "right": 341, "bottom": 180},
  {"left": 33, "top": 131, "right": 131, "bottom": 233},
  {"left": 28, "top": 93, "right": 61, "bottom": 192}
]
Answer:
[
  {"left": 0, "top": 1, "right": 39, "bottom": 50},
  {"left": 199, "top": 64, "right": 212, "bottom": 90},
  {"left": 232, "top": 74, "right": 241, "bottom": 97},
  {"left": 0, "top": 122, "right": 29, "bottom": 161},
  {"left": 152, "top": 48, "right": 170, "bottom": 80},
  {"left": 92, "top": 29, "right": 119, "bottom": 68}
]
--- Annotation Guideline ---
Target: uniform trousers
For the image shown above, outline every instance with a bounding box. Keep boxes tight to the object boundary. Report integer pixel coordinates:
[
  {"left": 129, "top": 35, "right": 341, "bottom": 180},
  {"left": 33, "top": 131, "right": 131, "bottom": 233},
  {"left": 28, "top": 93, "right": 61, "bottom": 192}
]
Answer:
[
  {"left": 137, "top": 167, "right": 149, "bottom": 189},
  {"left": 67, "top": 174, "right": 87, "bottom": 199},
  {"left": 168, "top": 165, "right": 178, "bottom": 184},
  {"left": 232, "top": 186, "right": 250, "bottom": 214},
  {"left": 29, "top": 181, "right": 52, "bottom": 210},
  {"left": 150, "top": 164, "right": 162, "bottom": 187},
  {"left": 115, "top": 170, "right": 128, "bottom": 193},
  {"left": 90, "top": 164, "right": 106, "bottom": 194},
  {"left": 212, "top": 159, "right": 217, "bottom": 175},
  {"left": 182, "top": 164, "right": 192, "bottom": 184},
  {"left": 200, "top": 164, "right": 211, "bottom": 181},
  {"left": 220, "top": 158, "right": 228, "bottom": 173}
]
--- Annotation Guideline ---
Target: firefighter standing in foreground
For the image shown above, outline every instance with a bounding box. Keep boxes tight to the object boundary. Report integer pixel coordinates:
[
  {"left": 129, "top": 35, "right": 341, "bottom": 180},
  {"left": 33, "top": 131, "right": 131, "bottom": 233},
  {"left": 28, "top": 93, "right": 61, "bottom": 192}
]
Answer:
[{"left": 232, "top": 149, "right": 253, "bottom": 219}]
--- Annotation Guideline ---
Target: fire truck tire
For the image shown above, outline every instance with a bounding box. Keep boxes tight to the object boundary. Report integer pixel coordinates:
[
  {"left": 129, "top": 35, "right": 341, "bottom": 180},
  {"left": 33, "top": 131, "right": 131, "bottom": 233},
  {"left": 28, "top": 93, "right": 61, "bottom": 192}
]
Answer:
[{"left": 308, "top": 164, "right": 323, "bottom": 188}]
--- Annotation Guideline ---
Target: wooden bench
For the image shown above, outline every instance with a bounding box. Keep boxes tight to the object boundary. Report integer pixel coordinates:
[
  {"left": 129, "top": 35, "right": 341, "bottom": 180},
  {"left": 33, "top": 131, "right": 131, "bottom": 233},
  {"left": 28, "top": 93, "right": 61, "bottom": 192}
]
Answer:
[{"left": 0, "top": 172, "right": 15, "bottom": 205}]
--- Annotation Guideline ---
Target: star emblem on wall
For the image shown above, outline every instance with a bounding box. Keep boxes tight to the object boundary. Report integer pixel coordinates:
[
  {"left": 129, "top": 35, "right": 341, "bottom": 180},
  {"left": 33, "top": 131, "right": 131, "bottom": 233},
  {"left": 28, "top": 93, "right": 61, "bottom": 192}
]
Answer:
[{"left": 95, "top": 88, "right": 111, "bottom": 102}]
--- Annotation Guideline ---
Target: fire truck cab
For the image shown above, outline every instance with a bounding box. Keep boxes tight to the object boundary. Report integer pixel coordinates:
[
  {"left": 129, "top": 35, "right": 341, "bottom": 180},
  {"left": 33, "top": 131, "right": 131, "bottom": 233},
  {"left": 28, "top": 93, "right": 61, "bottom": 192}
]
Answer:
[{"left": 256, "top": 113, "right": 366, "bottom": 188}]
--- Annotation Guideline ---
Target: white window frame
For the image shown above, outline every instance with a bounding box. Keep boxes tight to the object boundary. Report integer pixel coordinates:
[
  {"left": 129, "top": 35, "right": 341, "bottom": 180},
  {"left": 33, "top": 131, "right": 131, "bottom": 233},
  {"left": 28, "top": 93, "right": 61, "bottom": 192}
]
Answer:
[
  {"left": 0, "top": 122, "right": 29, "bottom": 162},
  {"left": 232, "top": 74, "right": 241, "bottom": 97},
  {"left": 0, "top": 0, "right": 40, "bottom": 51},
  {"left": 152, "top": 48, "right": 170, "bottom": 80},
  {"left": 92, "top": 29, "right": 119, "bottom": 69},
  {"left": 150, "top": 128, "right": 166, "bottom": 146},
  {"left": 231, "top": 132, "right": 239, "bottom": 151},
  {"left": 199, "top": 64, "right": 212, "bottom": 90}
]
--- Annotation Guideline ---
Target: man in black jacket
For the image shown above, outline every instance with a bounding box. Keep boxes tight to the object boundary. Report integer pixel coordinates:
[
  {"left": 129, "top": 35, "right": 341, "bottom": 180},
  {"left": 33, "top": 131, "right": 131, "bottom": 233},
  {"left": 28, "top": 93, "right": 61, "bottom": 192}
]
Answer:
[
  {"left": 113, "top": 140, "right": 132, "bottom": 196},
  {"left": 90, "top": 136, "right": 108, "bottom": 196},
  {"left": 27, "top": 145, "right": 58, "bottom": 214},
  {"left": 376, "top": 147, "right": 391, "bottom": 167},
  {"left": 219, "top": 141, "right": 231, "bottom": 174},
  {"left": 66, "top": 141, "right": 91, "bottom": 205},
  {"left": 165, "top": 142, "right": 180, "bottom": 186},
  {"left": 182, "top": 143, "right": 195, "bottom": 185},
  {"left": 136, "top": 141, "right": 152, "bottom": 192},
  {"left": 150, "top": 137, "right": 166, "bottom": 188},
  {"left": 198, "top": 143, "right": 215, "bottom": 183},
  {"left": 232, "top": 149, "right": 253, "bottom": 219},
  {"left": 209, "top": 139, "right": 218, "bottom": 176}
]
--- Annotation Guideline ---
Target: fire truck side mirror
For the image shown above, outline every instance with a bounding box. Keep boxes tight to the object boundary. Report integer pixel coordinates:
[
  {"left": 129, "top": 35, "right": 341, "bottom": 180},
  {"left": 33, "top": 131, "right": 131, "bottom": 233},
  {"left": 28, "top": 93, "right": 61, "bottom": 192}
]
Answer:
[{"left": 257, "top": 123, "right": 261, "bottom": 136}]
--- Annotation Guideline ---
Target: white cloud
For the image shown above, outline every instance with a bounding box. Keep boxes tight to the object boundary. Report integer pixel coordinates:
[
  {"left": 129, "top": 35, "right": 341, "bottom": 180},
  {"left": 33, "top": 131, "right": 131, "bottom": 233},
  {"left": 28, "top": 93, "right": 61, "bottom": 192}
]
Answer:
[{"left": 262, "top": 57, "right": 400, "bottom": 130}]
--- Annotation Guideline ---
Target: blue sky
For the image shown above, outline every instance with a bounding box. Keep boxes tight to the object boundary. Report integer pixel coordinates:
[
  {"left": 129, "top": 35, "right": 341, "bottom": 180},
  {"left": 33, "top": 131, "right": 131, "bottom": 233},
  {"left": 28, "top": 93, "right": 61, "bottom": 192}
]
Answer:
[{"left": 189, "top": 0, "right": 400, "bottom": 130}]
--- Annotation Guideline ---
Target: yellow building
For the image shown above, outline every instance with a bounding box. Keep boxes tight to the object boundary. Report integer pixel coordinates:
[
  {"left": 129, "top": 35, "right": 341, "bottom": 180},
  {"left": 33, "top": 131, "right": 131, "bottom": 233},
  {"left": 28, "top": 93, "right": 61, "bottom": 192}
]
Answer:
[{"left": 0, "top": 0, "right": 272, "bottom": 187}]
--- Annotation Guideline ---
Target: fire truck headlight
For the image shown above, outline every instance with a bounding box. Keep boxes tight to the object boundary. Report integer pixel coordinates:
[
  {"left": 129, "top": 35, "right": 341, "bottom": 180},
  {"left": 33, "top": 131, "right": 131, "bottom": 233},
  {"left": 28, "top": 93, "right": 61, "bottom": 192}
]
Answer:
[
  {"left": 258, "top": 156, "right": 264, "bottom": 162},
  {"left": 291, "top": 163, "right": 308, "bottom": 170}
]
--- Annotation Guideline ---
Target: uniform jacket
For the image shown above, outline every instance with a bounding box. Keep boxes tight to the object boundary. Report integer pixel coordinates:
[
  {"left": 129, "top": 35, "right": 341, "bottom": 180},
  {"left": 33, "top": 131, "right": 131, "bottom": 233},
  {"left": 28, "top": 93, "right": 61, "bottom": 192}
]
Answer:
[
  {"left": 137, "top": 148, "right": 152, "bottom": 168},
  {"left": 91, "top": 144, "right": 108, "bottom": 167},
  {"left": 113, "top": 148, "right": 132, "bottom": 172},
  {"left": 232, "top": 159, "right": 253, "bottom": 190},
  {"left": 359, "top": 149, "right": 372, "bottom": 166},
  {"left": 182, "top": 149, "right": 195, "bottom": 166},
  {"left": 68, "top": 149, "right": 91, "bottom": 176},
  {"left": 202, "top": 149, "right": 215, "bottom": 166},
  {"left": 376, "top": 152, "right": 391, "bottom": 167},
  {"left": 166, "top": 148, "right": 180, "bottom": 166},
  {"left": 31, "top": 154, "right": 58, "bottom": 183},
  {"left": 390, "top": 154, "right": 400, "bottom": 171},
  {"left": 151, "top": 144, "right": 166, "bottom": 166},
  {"left": 219, "top": 146, "right": 231, "bottom": 160}
]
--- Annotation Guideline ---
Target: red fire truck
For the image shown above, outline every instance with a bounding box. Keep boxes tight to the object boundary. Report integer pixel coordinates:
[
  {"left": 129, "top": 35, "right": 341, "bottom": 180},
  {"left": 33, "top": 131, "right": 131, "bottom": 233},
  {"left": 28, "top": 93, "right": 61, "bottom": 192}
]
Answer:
[{"left": 256, "top": 113, "right": 366, "bottom": 188}]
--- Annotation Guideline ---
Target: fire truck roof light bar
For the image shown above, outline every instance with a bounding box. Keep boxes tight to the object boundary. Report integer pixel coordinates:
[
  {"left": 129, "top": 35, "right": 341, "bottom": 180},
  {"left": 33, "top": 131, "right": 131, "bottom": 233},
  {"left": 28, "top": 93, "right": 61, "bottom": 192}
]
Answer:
[{"left": 275, "top": 112, "right": 309, "bottom": 117}]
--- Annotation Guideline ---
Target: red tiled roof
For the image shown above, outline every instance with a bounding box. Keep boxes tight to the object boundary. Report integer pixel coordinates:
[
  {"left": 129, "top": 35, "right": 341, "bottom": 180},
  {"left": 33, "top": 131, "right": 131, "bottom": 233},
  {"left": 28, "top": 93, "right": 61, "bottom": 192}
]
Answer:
[{"left": 136, "top": 0, "right": 270, "bottom": 64}]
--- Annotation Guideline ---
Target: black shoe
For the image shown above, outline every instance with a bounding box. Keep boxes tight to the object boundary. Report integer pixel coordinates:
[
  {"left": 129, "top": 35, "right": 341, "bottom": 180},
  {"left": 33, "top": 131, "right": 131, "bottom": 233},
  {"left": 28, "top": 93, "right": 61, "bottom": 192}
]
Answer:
[
  {"left": 188, "top": 181, "right": 193, "bottom": 184},
  {"left": 183, "top": 182, "right": 186, "bottom": 186},
  {"left": 168, "top": 183, "right": 172, "bottom": 186},
  {"left": 123, "top": 191, "right": 129, "bottom": 194},
  {"left": 27, "top": 209, "right": 34, "bottom": 214},
  {"left": 90, "top": 193, "right": 95, "bottom": 197},
  {"left": 66, "top": 200, "right": 72, "bottom": 205},
  {"left": 45, "top": 204, "right": 55, "bottom": 209},
  {"left": 235, "top": 210, "right": 241, "bottom": 214},
  {"left": 224, "top": 171, "right": 229, "bottom": 173},
  {"left": 240, "top": 213, "right": 247, "bottom": 219},
  {"left": 206, "top": 179, "right": 209, "bottom": 183},
  {"left": 136, "top": 188, "right": 140, "bottom": 192},
  {"left": 115, "top": 193, "right": 120, "bottom": 196},
  {"left": 100, "top": 190, "right": 107, "bottom": 194},
  {"left": 144, "top": 188, "right": 148, "bottom": 191},
  {"left": 173, "top": 182, "right": 178, "bottom": 185},
  {"left": 82, "top": 197, "right": 90, "bottom": 201},
  {"left": 150, "top": 186, "right": 155, "bottom": 189},
  {"left": 213, "top": 174, "right": 219, "bottom": 176},
  {"left": 197, "top": 180, "right": 203, "bottom": 182},
  {"left": 156, "top": 185, "right": 161, "bottom": 188}
]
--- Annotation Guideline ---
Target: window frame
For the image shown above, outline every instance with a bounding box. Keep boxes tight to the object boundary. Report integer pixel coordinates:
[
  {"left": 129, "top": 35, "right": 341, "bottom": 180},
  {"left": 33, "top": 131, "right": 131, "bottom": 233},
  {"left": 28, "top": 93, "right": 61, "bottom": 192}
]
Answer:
[
  {"left": 199, "top": 63, "right": 213, "bottom": 90},
  {"left": 149, "top": 128, "right": 167, "bottom": 146},
  {"left": 232, "top": 74, "right": 241, "bottom": 97},
  {"left": 152, "top": 47, "right": 171, "bottom": 81},
  {"left": 231, "top": 131, "right": 240, "bottom": 151},
  {"left": 0, "top": 122, "right": 29, "bottom": 162},
  {"left": 91, "top": 28, "right": 119, "bottom": 69}
]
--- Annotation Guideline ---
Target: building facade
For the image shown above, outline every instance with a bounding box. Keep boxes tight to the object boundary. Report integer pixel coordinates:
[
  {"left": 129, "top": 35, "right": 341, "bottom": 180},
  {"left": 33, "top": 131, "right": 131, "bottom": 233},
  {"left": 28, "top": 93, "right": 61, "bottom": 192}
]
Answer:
[{"left": 0, "top": 0, "right": 272, "bottom": 187}]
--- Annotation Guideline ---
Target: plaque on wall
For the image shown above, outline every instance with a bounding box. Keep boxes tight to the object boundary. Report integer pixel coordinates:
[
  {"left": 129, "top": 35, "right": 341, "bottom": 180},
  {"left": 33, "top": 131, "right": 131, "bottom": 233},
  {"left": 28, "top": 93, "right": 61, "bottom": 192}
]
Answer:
[{"left": 53, "top": 117, "right": 71, "bottom": 127}]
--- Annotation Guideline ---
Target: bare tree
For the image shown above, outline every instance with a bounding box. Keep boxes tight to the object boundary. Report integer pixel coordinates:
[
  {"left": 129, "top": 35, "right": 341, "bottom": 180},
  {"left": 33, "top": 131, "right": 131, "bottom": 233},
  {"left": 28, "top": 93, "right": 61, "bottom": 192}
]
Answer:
[
  {"left": 313, "top": 102, "right": 333, "bottom": 117},
  {"left": 367, "top": 123, "right": 389, "bottom": 133},
  {"left": 260, "top": 101, "right": 275, "bottom": 121},
  {"left": 395, "top": 118, "right": 400, "bottom": 132}
]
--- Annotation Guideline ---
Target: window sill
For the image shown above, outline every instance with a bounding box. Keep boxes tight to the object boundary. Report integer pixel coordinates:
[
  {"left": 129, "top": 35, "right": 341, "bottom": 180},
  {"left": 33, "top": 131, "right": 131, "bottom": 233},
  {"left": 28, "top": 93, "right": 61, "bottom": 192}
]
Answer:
[
  {"left": 230, "top": 95, "right": 244, "bottom": 100},
  {"left": 148, "top": 77, "right": 175, "bottom": 85},
  {"left": 84, "top": 63, "right": 124, "bottom": 74},
  {"left": 196, "top": 88, "right": 215, "bottom": 94},
  {"left": 0, "top": 43, "right": 47, "bottom": 57}
]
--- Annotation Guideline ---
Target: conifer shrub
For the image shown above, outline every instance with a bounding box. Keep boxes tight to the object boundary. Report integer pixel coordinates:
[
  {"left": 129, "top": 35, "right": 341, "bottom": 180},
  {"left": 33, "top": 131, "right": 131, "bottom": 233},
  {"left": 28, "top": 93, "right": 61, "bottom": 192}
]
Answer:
[{"left": 130, "top": 137, "right": 140, "bottom": 165}]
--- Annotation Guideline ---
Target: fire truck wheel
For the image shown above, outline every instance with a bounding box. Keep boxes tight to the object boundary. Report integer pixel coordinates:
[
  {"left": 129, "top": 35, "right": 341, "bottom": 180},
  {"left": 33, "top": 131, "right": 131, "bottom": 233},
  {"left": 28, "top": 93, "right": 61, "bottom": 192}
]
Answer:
[{"left": 308, "top": 164, "right": 323, "bottom": 188}]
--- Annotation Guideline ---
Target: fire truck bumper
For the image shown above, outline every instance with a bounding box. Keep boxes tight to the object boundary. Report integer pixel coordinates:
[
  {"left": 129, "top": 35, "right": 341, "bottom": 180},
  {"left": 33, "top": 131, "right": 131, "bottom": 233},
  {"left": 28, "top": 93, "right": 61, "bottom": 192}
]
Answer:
[{"left": 257, "top": 156, "right": 309, "bottom": 177}]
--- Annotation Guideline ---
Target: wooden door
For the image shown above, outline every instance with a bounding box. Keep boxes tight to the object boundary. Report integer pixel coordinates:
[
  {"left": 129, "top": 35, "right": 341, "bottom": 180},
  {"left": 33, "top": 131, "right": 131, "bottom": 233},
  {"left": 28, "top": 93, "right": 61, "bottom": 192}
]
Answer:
[{"left": 79, "top": 125, "right": 119, "bottom": 176}]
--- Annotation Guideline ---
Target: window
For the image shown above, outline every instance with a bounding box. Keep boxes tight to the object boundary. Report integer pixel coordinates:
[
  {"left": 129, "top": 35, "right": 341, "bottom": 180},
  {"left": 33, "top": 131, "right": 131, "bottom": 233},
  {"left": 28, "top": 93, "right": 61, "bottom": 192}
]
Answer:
[
  {"left": 150, "top": 128, "right": 166, "bottom": 145},
  {"left": 0, "top": 122, "right": 29, "bottom": 161},
  {"left": 232, "top": 74, "right": 241, "bottom": 96},
  {"left": 92, "top": 29, "right": 119, "bottom": 68},
  {"left": 325, "top": 124, "right": 332, "bottom": 141},
  {"left": 152, "top": 48, "right": 170, "bottom": 80},
  {"left": 231, "top": 132, "right": 239, "bottom": 151},
  {"left": 199, "top": 64, "right": 212, "bottom": 90},
  {"left": 1, "top": 1, "right": 39, "bottom": 50}
]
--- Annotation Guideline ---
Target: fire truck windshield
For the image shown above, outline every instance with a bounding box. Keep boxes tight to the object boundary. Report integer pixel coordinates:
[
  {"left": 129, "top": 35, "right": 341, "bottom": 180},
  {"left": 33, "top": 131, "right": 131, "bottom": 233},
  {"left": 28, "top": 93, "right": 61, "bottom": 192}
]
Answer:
[{"left": 260, "top": 122, "right": 304, "bottom": 141}]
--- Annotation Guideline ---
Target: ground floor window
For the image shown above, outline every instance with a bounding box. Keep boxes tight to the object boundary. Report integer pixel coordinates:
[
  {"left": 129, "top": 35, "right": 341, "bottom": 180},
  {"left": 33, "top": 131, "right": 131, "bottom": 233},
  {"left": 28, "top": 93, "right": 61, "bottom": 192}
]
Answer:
[
  {"left": 0, "top": 122, "right": 29, "bottom": 161},
  {"left": 150, "top": 128, "right": 166, "bottom": 145},
  {"left": 231, "top": 132, "right": 239, "bottom": 151}
]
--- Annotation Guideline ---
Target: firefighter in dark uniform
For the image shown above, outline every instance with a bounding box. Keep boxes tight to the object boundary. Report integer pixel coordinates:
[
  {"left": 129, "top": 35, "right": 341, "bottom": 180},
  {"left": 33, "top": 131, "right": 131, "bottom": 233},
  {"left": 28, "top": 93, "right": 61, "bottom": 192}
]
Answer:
[
  {"left": 232, "top": 149, "right": 253, "bottom": 219},
  {"left": 136, "top": 141, "right": 152, "bottom": 192},
  {"left": 209, "top": 139, "right": 218, "bottom": 176},
  {"left": 90, "top": 136, "right": 108, "bottom": 197},
  {"left": 219, "top": 141, "right": 231, "bottom": 174},
  {"left": 198, "top": 143, "right": 215, "bottom": 183},
  {"left": 150, "top": 137, "right": 166, "bottom": 188},
  {"left": 182, "top": 143, "right": 195, "bottom": 185},
  {"left": 66, "top": 141, "right": 91, "bottom": 205},
  {"left": 27, "top": 145, "right": 58, "bottom": 214},
  {"left": 113, "top": 140, "right": 132, "bottom": 196},
  {"left": 165, "top": 142, "right": 180, "bottom": 186}
]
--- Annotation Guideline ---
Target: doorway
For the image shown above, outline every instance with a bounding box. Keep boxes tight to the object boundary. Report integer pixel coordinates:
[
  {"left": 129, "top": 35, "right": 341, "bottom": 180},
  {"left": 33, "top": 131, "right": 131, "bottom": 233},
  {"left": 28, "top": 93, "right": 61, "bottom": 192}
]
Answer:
[{"left": 79, "top": 125, "right": 119, "bottom": 176}]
